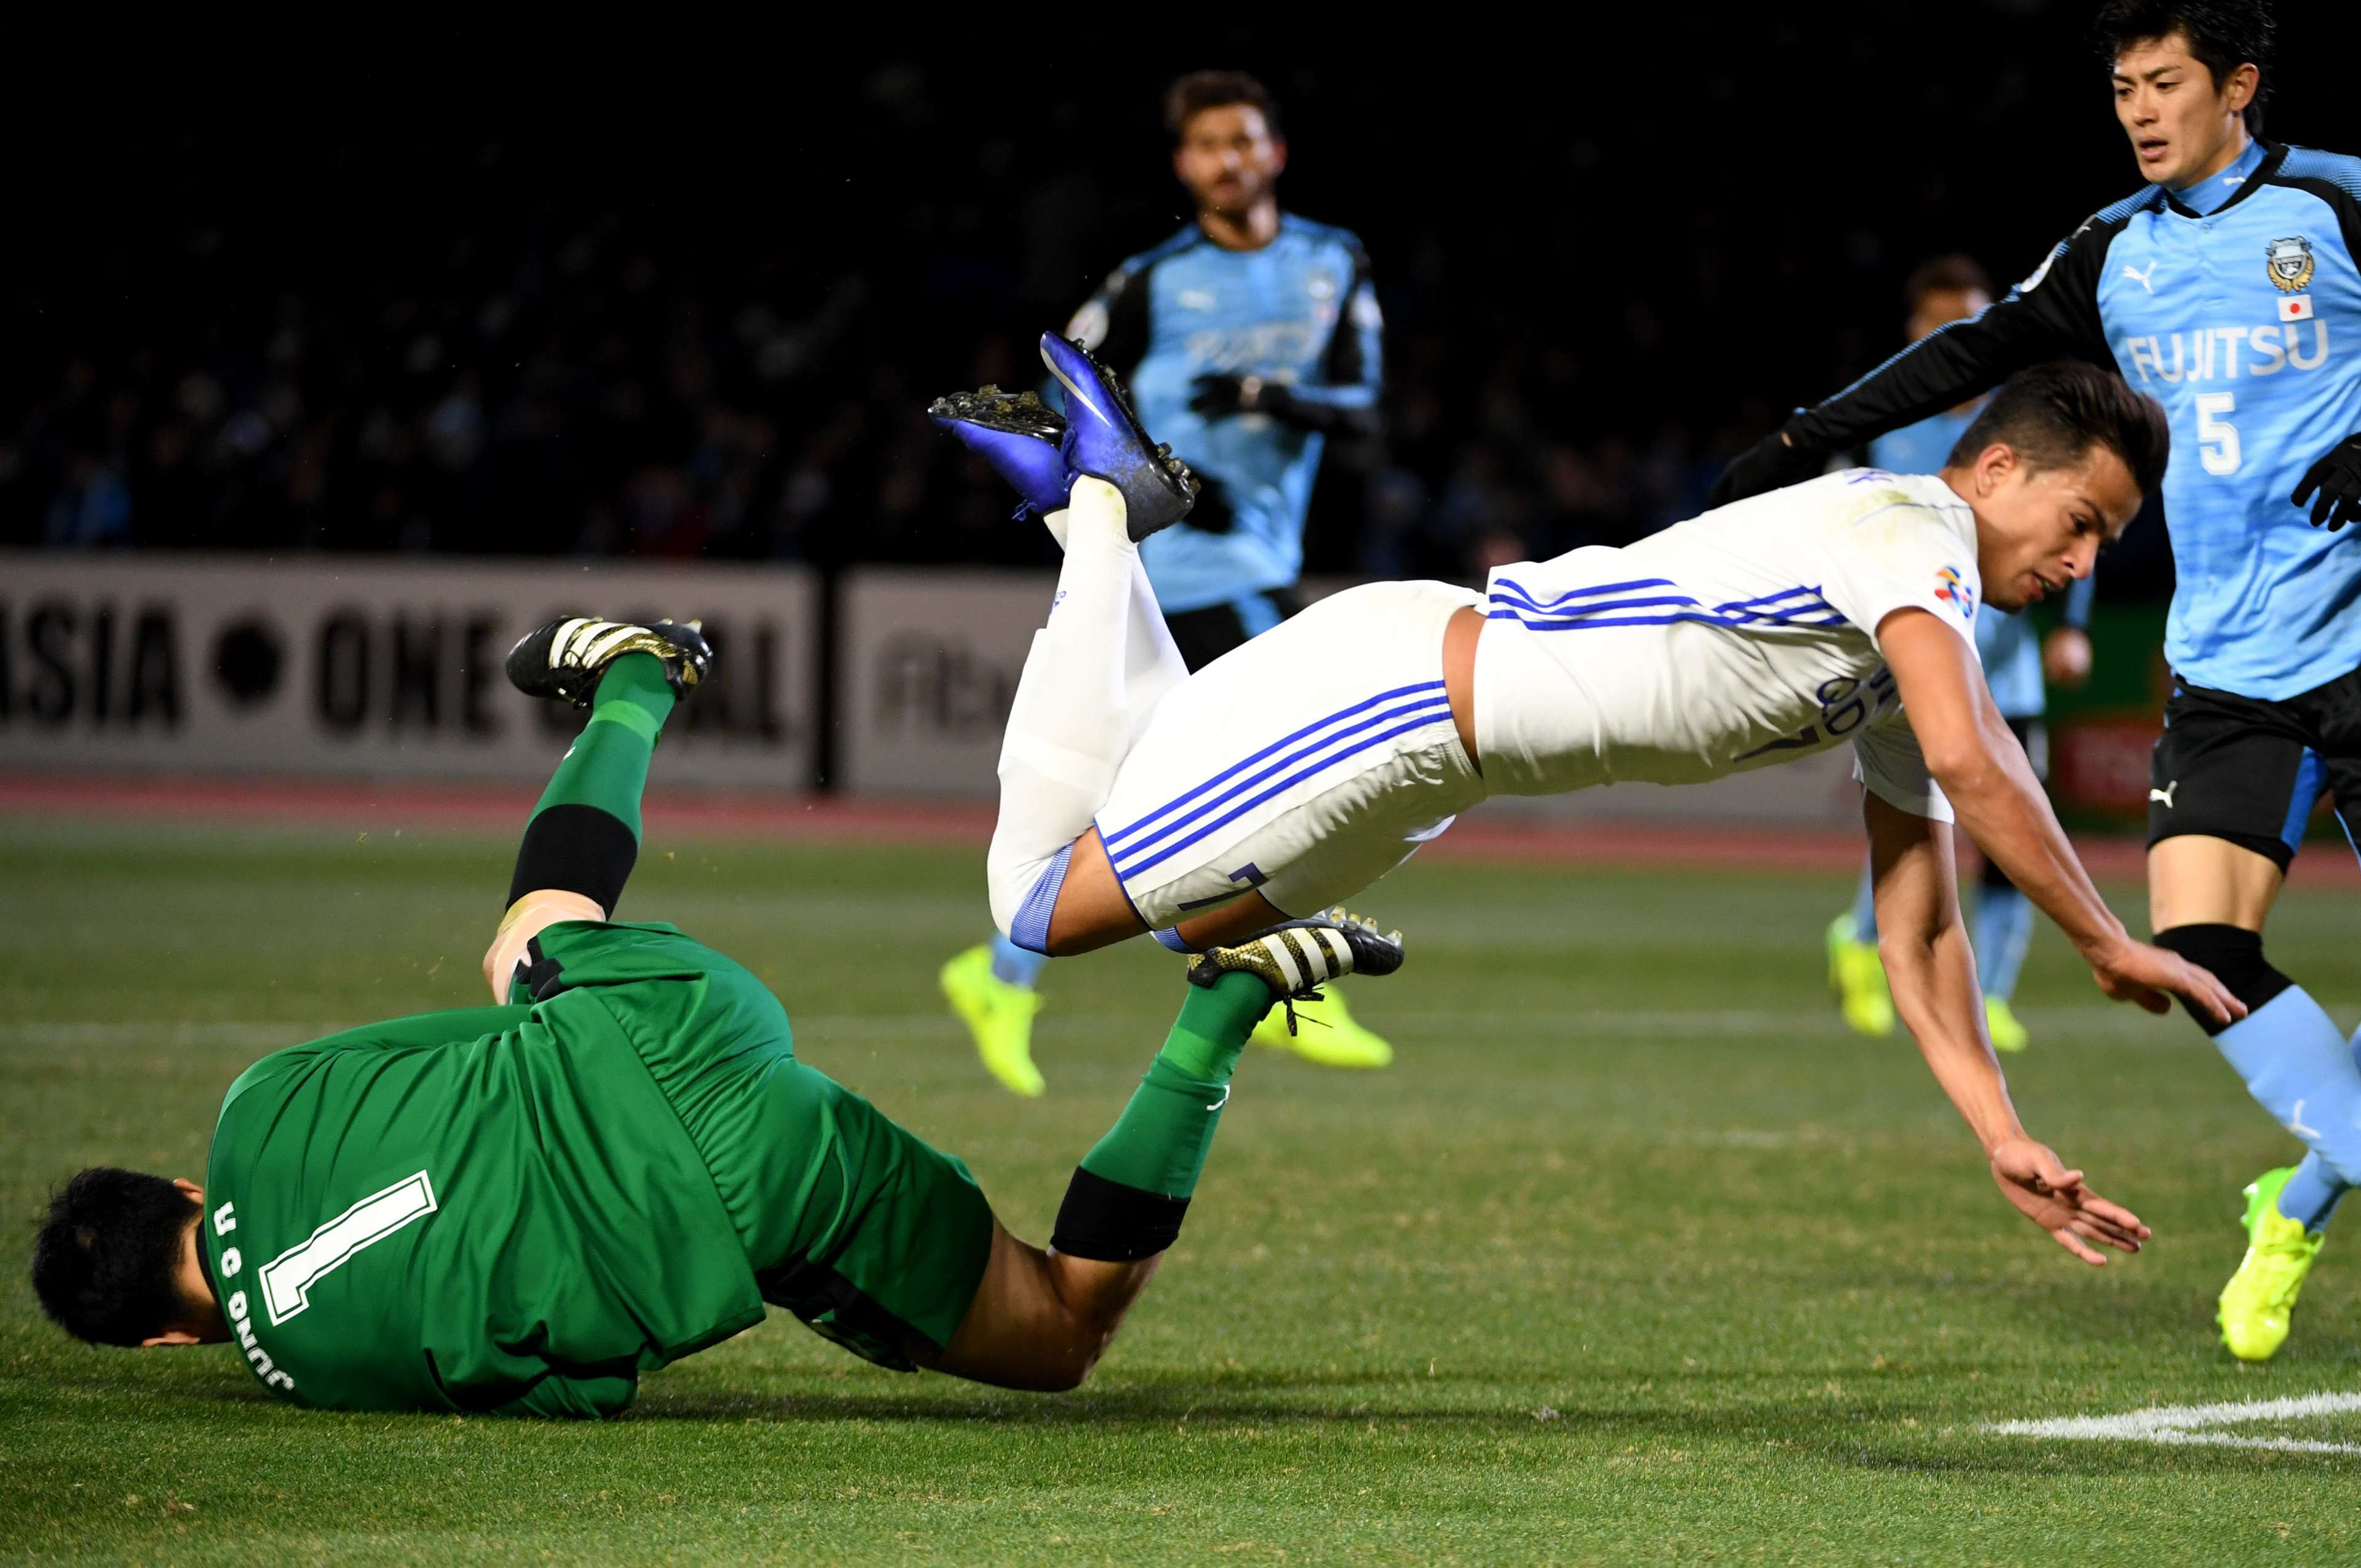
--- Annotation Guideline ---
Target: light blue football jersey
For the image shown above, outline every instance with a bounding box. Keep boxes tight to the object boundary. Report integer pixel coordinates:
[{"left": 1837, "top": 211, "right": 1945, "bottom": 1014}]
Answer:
[
  {"left": 2095, "top": 143, "right": 2361, "bottom": 696},
  {"left": 1786, "top": 140, "right": 2361, "bottom": 702},
  {"left": 1067, "top": 216, "right": 1382, "bottom": 614}
]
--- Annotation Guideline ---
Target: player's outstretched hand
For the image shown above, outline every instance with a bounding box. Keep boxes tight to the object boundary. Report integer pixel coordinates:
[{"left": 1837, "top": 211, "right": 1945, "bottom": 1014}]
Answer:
[
  {"left": 1990, "top": 1138, "right": 2151, "bottom": 1266},
  {"left": 1706, "top": 430, "right": 1825, "bottom": 509},
  {"left": 2087, "top": 936, "right": 2246, "bottom": 1026},
  {"left": 2292, "top": 431, "right": 2361, "bottom": 530}
]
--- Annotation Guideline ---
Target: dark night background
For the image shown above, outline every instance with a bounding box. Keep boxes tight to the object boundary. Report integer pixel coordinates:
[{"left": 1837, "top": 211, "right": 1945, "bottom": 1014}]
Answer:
[{"left": 9, "top": 7, "right": 2358, "bottom": 602}]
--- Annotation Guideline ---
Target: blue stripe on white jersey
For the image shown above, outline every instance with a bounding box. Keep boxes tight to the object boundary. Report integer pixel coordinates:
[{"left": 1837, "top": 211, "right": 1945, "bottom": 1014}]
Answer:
[
  {"left": 1485, "top": 577, "right": 1849, "bottom": 632},
  {"left": 1099, "top": 680, "right": 1452, "bottom": 881}
]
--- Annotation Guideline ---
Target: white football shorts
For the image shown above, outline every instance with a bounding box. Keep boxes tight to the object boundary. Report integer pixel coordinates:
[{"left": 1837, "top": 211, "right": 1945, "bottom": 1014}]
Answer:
[{"left": 1095, "top": 579, "right": 1487, "bottom": 931}]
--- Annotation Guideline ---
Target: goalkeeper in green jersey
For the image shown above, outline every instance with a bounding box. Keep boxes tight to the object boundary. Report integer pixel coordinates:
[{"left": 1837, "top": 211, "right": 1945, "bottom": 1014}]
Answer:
[{"left": 30, "top": 617, "right": 1402, "bottom": 1417}]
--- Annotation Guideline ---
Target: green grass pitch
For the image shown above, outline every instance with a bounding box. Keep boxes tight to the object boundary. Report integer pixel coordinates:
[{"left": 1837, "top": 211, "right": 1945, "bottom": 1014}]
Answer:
[{"left": 2, "top": 817, "right": 2357, "bottom": 1564}]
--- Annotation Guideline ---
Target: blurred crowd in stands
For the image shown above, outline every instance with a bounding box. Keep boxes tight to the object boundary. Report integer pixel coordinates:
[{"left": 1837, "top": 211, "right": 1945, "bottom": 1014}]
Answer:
[
  {"left": 2, "top": 251, "right": 1741, "bottom": 581},
  {"left": 2, "top": 184, "right": 1749, "bottom": 581},
  {"left": 4, "top": 30, "right": 2205, "bottom": 586}
]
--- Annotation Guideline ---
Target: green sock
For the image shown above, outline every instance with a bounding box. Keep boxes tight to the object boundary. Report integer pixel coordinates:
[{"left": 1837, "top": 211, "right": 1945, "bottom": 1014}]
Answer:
[
  {"left": 1077, "top": 973, "right": 1273, "bottom": 1199},
  {"left": 528, "top": 654, "right": 676, "bottom": 840},
  {"left": 507, "top": 654, "right": 674, "bottom": 912}
]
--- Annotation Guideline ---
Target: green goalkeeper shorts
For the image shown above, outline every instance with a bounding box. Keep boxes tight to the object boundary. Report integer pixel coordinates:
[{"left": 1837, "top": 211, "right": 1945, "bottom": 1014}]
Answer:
[{"left": 524, "top": 920, "right": 995, "bottom": 1371}]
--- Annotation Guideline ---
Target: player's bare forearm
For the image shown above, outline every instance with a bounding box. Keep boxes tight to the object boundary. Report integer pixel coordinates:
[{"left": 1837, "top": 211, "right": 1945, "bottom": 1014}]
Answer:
[
  {"left": 1865, "top": 798, "right": 2024, "bottom": 1154},
  {"left": 1942, "top": 731, "right": 2122, "bottom": 959},
  {"left": 1865, "top": 792, "right": 2151, "bottom": 1265},
  {"left": 1879, "top": 611, "right": 2124, "bottom": 956},
  {"left": 1881, "top": 609, "right": 2244, "bottom": 1026},
  {"left": 1899, "top": 930, "right": 2025, "bottom": 1155}
]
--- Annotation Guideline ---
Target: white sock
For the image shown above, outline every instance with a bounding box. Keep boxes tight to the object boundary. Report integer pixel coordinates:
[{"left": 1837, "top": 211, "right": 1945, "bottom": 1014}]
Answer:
[
  {"left": 1123, "top": 549, "right": 1188, "bottom": 745},
  {"left": 988, "top": 478, "right": 1150, "bottom": 931},
  {"left": 1035, "top": 479, "right": 1186, "bottom": 746}
]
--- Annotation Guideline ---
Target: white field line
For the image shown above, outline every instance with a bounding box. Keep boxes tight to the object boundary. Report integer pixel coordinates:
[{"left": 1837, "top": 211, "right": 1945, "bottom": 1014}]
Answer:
[
  {"left": 1990, "top": 1392, "right": 2361, "bottom": 1454},
  {"left": 0, "top": 1012, "right": 1793, "bottom": 1047},
  {"left": 0, "top": 1011, "right": 1875, "bottom": 1049},
  {"left": 0, "top": 1007, "right": 2196, "bottom": 1050},
  {"left": 0, "top": 1022, "right": 357, "bottom": 1047}
]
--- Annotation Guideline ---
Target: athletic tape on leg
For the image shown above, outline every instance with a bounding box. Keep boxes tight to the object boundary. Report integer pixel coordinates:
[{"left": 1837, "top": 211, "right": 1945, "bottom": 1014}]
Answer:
[
  {"left": 1008, "top": 841, "right": 1075, "bottom": 956},
  {"left": 1051, "top": 1167, "right": 1189, "bottom": 1262}
]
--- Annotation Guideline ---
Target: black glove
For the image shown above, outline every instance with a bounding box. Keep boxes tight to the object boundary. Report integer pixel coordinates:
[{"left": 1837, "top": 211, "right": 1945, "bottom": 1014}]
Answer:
[
  {"left": 1182, "top": 473, "right": 1237, "bottom": 534},
  {"left": 1707, "top": 430, "right": 1827, "bottom": 510},
  {"left": 1190, "top": 372, "right": 1286, "bottom": 421},
  {"left": 2292, "top": 432, "right": 2361, "bottom": 530}
]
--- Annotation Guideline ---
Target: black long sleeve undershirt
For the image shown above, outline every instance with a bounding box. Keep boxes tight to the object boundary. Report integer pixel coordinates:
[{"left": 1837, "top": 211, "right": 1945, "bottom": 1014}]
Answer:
[{"left": 1783, "top": 212, "right": 2123, "bottom": 455}]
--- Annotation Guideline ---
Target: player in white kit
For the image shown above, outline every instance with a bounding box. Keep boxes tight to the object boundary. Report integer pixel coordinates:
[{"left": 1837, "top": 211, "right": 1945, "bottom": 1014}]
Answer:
[{"left": 942, "top": 341, "right": 2242, "bottom": 1264}]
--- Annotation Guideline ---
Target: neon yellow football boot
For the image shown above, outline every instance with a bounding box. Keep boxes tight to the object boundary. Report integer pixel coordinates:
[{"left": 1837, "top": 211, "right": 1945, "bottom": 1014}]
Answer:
[
  {"left": 2218, "top": 1165, "right": 2325, "bottom": 1362},
  {"left": 1983, "top": 995, "right": 2030, "bottom": 1054},
  {"left": 1825, "top": 913, "right": 1894, "bottom": 1038},
  {"left": 939, "top": 944, "right": 1047, "bottom": 1098},
  {"left": 1248, "top": 983, "right": 1394, "bottom": 1069}
]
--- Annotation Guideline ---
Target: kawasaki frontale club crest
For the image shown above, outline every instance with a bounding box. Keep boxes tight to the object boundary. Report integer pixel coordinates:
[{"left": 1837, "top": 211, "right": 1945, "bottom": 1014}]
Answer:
[{"left": 2266, "top": 236, "right": 2315, "bottom": 294}]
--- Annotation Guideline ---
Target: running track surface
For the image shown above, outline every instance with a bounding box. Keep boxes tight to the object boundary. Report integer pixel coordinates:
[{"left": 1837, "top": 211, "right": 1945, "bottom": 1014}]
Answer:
[{"left": 4, "top": 772, "right": 2355, "bottom": 886}]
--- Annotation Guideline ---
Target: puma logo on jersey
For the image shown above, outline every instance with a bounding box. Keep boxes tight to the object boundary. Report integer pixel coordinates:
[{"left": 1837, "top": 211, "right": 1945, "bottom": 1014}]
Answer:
[
  {"left": 2150, "top": 782, "right": 2179, "bottom": 809},
  {"left": 2121, "top": 261, "right": 2161, "bottom": 294}
]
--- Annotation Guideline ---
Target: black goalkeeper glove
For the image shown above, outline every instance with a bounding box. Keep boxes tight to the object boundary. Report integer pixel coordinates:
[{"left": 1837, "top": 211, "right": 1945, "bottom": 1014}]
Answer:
[
  {"left": 1182, "top": 473, "right": 1238, "bottom": 534},
  {"left": 1707, "top": 430, "right": 1828, "bottom": 510},
  {"left": 1190, "top": 372, "right": 1291, "bottom": 422},
  {"left": 2293, "top": 432, "right": 2361, "bottom": 530}
]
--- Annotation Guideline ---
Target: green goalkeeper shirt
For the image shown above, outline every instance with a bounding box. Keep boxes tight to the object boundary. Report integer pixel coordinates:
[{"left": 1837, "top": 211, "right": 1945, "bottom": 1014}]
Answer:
[{"left": 199, "top": 988, "right": 766, "bottom": 1417}]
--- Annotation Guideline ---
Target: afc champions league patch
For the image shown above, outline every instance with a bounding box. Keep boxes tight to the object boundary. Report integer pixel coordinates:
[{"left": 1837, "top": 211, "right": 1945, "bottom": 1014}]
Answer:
[{"left": 1933, "top": 565, "right": 1976, "bottom": 623}]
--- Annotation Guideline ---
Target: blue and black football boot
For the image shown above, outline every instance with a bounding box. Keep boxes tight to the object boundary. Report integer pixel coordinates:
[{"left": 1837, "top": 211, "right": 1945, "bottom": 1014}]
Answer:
[
  {"left": 926, "top": 385, "right": 1072, "bottom": 521},
  {"left": 1037, "top": 333, "right": 1198, "bottom": 542}
]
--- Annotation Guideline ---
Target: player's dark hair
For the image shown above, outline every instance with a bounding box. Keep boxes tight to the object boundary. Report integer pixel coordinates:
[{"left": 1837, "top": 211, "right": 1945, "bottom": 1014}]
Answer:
[
  {"left": 31, "top": 1167, "right": 199, "bottom": 1347},
  {"left": 1165, "top": 71, "right": 1281, "bottom": 141},
  {"left": 1947, "top": 360, "right": 2170, "bottom": 498},
  {"left": 2093, "top": 0, "right": 2273, "bottom": 134},
  {"left": 1903, "top": 254, "right": 1991, "bottom": 315}
]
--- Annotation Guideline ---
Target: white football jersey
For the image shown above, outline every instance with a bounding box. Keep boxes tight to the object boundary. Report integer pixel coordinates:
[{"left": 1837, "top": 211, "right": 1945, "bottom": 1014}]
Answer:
[{"left": 1470, "top": 469, "right": 1984, "bottom": 821}]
